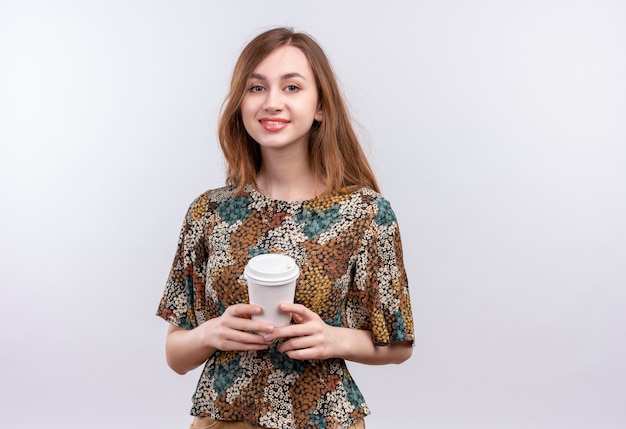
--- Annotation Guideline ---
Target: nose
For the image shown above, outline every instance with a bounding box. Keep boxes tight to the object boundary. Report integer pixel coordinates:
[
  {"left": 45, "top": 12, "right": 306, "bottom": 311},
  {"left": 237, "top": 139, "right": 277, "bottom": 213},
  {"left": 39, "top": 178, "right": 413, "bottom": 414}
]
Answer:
[{"left": 262, "top": 89, "right": 283, "bottom": 112}]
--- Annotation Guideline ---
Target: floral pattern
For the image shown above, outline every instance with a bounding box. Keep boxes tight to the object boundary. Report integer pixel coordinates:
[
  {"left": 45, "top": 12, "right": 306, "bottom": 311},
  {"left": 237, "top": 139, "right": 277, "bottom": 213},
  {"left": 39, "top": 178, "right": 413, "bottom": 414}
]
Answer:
[{"left": 157, "top": 185, "right": 414, "bottom": 429}]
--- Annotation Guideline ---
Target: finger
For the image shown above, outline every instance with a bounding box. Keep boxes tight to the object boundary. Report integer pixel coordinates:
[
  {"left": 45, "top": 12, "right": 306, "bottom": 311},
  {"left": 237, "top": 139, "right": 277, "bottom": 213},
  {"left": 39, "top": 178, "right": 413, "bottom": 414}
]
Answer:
[
  {"left": 286, "top": 350, "right": 320, "bottom": 360},
  {"left": 279, "top": 304, "right": 316, "bottom": 325},
  {"left": 278, "top": 302, "right": 308, "bottom": 315},
  {"left": 278, "top": 335, "right": 317, "bottom": 352},
  {"left": 264, "top": 324, "right": 309, "bottom": 341},
  {"left": 283, "top": 345, "right": 324, "bottom": 361},
  {"left": 227, "top": 329, "right": 272, "bottom": 345},
  {"left": 228, "top": 317, "right": 274, "bottom": 334},
  {"left": 217, "top": 320, "right": 274, "bottom": 345},
  {"left": 224, "top": 305, "right": 274, "bottom": 333},
  {"left": 283, "top": 346, "right": 311, "bottom": 359},
  {"left": 227, "top": 303, "right": 263, "bottom": 318}
]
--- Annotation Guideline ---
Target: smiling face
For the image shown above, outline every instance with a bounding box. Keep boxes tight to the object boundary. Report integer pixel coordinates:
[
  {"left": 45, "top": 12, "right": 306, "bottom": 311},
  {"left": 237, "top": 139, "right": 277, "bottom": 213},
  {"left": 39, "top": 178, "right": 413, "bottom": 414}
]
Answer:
[{"left": 241, "top": 45, "right": 323, "bottom": 154}]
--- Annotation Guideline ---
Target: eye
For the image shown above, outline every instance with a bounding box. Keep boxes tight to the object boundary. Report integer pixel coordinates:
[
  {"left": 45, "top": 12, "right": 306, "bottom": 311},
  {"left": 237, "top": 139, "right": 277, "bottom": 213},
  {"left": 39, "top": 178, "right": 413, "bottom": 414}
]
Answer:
[
  {"left": 249, "top": 85, "right": 265, "bottom": 93},
  {"left": 284, "top": 85, "right": 299, "bottom": 92}
]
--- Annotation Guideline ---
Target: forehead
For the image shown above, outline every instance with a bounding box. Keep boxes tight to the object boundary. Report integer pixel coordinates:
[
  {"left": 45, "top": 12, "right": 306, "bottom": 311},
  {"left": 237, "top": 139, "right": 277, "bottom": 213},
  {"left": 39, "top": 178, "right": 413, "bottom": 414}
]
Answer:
[{"left": 252, "top": 45, "right": 314, "bottom": 79}]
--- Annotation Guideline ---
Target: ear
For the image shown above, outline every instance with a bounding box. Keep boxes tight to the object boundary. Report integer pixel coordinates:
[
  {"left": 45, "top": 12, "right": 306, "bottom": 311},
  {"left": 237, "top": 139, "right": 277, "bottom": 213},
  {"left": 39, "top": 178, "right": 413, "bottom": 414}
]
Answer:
[{"left": 314, "top": 108, "right": 323, "bottom": 122}]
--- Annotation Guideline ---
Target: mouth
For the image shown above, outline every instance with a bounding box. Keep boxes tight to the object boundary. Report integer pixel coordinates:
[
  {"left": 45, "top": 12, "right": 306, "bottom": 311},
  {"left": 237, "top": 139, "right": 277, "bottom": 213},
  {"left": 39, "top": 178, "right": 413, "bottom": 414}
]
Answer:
[
  {"left": 260, "top": 118, "right": 289, "bottom": 124},
  {"left": 259, "top": 118, "right": 290, "bottom": 131}
]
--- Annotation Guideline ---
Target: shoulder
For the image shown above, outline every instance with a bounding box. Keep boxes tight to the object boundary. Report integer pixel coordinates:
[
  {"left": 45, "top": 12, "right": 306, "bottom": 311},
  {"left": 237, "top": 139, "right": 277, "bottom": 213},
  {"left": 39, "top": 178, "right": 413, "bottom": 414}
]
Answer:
[
  {"left": 344, "top": 187, "right": 398, "bottom": 226},
  {"left": 193, "top": 185, "right": 239, "bottom": 204},
  {"left": 185, "top": 185, "right": 239, "bottom": 220}
]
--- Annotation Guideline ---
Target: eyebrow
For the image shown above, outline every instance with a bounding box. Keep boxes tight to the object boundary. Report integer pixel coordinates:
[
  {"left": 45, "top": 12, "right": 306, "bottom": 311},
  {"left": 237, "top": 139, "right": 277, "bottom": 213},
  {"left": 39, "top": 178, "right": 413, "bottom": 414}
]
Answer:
[{"left": 249, "top": 72, "right": 307, "bottom": 81}]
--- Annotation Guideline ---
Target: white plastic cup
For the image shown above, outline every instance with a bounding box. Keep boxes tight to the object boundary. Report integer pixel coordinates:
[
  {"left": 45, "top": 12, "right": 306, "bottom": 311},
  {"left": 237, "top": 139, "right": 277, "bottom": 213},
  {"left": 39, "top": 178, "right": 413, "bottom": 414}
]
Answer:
[{"left": 244, "top": 254, "right": 300, "bottom": 327}]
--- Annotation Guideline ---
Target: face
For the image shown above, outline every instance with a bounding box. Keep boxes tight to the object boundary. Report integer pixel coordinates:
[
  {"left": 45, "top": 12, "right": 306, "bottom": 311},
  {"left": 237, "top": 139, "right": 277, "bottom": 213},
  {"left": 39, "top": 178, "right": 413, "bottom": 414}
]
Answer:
[{"left": 241, "top": 45, "right": 323, "bottom": 153}]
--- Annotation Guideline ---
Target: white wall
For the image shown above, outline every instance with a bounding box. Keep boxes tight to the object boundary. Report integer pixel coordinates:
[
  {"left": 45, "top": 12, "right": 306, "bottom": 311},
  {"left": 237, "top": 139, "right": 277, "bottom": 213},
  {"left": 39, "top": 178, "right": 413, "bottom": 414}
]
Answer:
[{"left": 1, "top": 1, "right": 625, "bottom": 428}]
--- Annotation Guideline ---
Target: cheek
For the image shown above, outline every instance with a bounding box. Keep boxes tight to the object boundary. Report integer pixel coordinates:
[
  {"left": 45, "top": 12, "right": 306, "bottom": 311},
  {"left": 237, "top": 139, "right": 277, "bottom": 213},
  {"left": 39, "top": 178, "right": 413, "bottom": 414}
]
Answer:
[{"left": 241, "top": 100, "right": 257, "bottom": 123}]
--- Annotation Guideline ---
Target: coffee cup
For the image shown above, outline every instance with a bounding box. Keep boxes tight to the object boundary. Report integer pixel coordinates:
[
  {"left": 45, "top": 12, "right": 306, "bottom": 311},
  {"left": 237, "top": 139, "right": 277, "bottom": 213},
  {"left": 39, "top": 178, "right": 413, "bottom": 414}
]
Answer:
[{"left": 244, "top": 254, "right": 299, "bottom": 327}]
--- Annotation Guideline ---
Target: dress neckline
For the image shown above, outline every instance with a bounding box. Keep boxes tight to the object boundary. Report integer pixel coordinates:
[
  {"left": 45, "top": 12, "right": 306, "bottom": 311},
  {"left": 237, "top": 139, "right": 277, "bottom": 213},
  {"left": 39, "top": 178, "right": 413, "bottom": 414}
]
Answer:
[
  {"left": 244, "top": 184, "right": 366, "bottom": 207},
  {"left": 245, "top": 184, "right": 316, "bottom": 205}
]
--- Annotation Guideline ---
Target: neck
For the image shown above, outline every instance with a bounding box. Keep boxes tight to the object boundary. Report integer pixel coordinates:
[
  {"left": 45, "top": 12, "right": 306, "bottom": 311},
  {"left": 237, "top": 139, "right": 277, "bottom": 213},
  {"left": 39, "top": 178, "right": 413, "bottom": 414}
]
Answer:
[{"left": 256, "top": 147, "right": 323, "bottom": 201}]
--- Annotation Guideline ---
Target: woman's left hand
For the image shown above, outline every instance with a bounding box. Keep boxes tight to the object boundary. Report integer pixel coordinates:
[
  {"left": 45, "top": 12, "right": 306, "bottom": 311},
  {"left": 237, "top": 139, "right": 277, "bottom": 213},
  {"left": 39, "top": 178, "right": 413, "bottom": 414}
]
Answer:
[{"left": 263, "top": 302, "right": 340, "bottom": 360}]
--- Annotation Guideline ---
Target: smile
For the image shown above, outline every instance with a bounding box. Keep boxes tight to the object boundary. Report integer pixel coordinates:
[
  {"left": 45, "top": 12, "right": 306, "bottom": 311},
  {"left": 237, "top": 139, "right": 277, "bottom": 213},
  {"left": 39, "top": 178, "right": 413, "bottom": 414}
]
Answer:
[{"left": 259, "top": 118, "right": 290, "bottom": 131}]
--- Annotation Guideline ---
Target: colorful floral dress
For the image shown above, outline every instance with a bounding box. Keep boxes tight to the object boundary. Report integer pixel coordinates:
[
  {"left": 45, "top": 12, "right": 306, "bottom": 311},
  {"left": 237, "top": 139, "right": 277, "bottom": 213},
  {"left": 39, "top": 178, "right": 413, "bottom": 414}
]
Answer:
[{"left": 157, "top": 185, "right": 414, "bottom": 429}]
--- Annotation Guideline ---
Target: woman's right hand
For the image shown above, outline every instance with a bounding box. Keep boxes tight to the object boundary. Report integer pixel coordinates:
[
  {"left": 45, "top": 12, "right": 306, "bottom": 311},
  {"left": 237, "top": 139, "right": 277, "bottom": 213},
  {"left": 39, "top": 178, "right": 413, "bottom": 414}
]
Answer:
[
  {"left": 203, "top": 303, "right": 275, "bottom": 352},
  {"left": 165, "top": 304, "right": 274, "bottom": 374}
]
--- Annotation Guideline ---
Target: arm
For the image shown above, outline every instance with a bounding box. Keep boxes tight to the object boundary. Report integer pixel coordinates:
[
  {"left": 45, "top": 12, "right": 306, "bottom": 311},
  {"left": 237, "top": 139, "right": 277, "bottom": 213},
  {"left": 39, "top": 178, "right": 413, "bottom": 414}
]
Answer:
[
  {"left": 265, "top": 303, "right": 413, "bottom": 365},
  {"left": 166, "top": 324, "right": 216, "bottom": 375},
  {"left": 165, "top": 304, "right": 275, "bottom": 375},
  {"left": 330, "top": 328, "right": 413, "bottom": 365}
]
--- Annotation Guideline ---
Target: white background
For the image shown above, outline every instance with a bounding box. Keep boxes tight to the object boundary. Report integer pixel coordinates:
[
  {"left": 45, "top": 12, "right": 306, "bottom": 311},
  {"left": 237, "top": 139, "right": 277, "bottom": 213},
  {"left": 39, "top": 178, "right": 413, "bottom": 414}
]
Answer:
[{"left": 1, "top": 1, "right": 625, "bottom": 428}]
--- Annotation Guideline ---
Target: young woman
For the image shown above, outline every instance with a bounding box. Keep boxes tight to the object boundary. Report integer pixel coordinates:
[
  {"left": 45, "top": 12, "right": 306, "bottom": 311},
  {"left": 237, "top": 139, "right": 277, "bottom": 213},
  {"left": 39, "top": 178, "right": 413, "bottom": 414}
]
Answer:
[{"left": 157, "top": 27, "right": 414, "bottom": 429}]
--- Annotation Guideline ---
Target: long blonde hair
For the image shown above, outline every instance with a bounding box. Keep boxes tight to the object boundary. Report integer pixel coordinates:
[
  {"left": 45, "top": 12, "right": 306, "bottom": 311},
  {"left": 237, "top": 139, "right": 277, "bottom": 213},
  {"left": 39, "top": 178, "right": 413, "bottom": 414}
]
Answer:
[{"left": 218, "top": 27, "right": 380, "bottom": 194}]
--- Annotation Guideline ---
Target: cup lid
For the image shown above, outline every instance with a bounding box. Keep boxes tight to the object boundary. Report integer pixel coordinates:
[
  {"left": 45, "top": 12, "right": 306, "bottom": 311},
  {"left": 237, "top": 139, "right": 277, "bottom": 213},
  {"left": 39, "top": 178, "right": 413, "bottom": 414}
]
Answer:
[{"left": 244, "top": 254, "right": 299, "bottom": 283}]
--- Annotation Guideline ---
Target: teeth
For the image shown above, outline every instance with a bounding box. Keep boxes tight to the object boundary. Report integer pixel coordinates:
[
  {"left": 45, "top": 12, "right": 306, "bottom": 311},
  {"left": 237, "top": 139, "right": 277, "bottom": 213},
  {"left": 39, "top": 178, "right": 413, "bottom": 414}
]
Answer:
[{"left": 261, "top": 120, "right": 287, "bottom": 125}]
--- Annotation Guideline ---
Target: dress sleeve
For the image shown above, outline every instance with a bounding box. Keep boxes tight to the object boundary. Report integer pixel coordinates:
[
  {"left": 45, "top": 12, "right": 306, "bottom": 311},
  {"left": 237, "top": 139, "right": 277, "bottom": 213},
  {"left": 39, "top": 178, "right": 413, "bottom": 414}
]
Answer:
[
  {"left": 348, "top": 197, "right": 414, "bottom": 346},
  {"left": 156, "top": 195, "right": 209, "bottom": 329}
]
